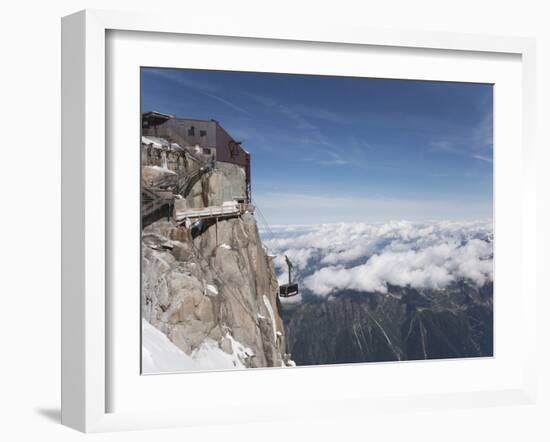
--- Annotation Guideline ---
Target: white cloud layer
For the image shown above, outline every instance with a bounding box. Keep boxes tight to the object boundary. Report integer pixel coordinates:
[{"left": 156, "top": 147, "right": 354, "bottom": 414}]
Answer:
[{"left": 261, "top": 221, "right": 493, "bottom": 298}]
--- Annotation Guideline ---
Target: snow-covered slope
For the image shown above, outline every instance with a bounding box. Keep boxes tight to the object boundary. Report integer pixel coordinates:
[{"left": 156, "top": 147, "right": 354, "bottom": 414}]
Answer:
[{"left": 142, "top": 320, "right": 248, "bottom": 374}]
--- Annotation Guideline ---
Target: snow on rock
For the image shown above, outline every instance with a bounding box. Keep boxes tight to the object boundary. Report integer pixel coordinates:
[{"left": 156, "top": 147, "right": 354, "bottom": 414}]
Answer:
[
  {"left": 205, "top": 284, "right": 219, "bottom": 296},
  {"left": 142, "top": 135, "right": 164, "bottom": 148},
  {"left": 142, "top": 320, "right": 246, "bottom": 374},
  {"left": 142, "top": 320, "right": 194, "bottom": 373},
  {"left": 220, "top": 243, "right": 232, "bottom": 250},
  {"left": 220, "top": 333, "right": 255, "bottom": 360},
  {"left": 141, "top": 165, "right": 178, "bottom": 188},
  {"left": 147, "top": 165, "right": 176, "bottom": 174},
  {"left": 263, "top": 295, "right": 277, "bottom": 342}
]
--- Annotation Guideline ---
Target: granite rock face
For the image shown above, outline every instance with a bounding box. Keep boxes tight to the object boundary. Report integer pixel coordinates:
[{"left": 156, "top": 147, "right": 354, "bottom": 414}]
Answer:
[
  {"left": 142, "top": 164, "right": 287, "bottom": 369},
  {"left": 184, "top": 163, "right": 246, "bottom": 209}
]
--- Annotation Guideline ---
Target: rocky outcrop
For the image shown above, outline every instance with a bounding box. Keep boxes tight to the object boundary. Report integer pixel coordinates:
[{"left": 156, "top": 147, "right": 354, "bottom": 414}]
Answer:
[
  {"left": 142, "top": 163, "right": 288, "bottom": 369},
  {"left": 282, "top": 282, "right": 493, "bottom": 365}
]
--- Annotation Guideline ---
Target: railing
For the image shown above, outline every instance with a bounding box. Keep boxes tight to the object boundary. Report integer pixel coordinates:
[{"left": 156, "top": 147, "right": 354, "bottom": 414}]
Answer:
[
  {"left": 174, "top": 202, "right": 240, "bottom": 223},
  {"left": 141, "top": 187, "right": 174, "bottom": 218},
  {"left": 175, "top": 162, "right": 214, "bottom": 197},
  {"left": 173, "top": 201, "right": 254, "bottom": 227}
]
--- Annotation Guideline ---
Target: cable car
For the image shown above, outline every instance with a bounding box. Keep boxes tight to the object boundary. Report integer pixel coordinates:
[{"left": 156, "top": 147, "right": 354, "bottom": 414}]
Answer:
[{"left": 279, "top": 255, "right": 299, "bottom": 298}]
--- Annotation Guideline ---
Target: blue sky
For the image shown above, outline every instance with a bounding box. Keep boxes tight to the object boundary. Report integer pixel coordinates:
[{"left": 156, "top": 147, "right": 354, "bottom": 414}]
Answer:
[{"left": 142, "top": 68, "right": 493, "bottom": 224}]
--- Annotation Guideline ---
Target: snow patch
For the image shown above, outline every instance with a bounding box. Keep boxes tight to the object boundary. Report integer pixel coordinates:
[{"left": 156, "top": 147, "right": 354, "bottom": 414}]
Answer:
[
  {"left": 205, "top": 284, "right": 219, "bottom": 296},
  {"left": 262, "top": 295, "right": 277, "bottom": 342},
  {"left": 222, "top": 333, "right": 255, "bottom": 360},
  {"left": 145, "top": 165, "right": 177, "bottom": 175},
  {"left": 142, "top": 320, "right": 247, "bottom": 374},
  {"left": 142, "top": 136, "right": 164, "bottom": 148}
]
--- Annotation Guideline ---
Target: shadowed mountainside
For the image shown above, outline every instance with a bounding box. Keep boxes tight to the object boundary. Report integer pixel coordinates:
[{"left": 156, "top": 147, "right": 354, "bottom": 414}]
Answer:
[{"left": 282, "top": 282, "right": 493, "bottom": 365}]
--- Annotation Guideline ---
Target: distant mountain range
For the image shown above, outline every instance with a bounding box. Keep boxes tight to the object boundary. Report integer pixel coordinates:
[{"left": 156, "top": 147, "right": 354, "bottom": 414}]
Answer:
[
  {"left": 282, "top": 281, "right": 493, "bottom": 365},
  {"left": 261, "top": 220, "right": 494, "bottom": 365}
]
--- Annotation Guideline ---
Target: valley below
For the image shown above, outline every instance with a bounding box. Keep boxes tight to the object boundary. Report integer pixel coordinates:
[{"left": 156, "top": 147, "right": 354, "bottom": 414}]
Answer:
[
  {"left": 263, "top": 220, "right": 494, "bottom": 365},
  {"left": 282, "top": 282, "right": 493, "bottom": 365}
]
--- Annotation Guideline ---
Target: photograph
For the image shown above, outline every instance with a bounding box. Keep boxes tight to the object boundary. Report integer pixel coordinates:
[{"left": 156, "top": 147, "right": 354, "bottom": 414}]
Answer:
[
  {"left": 140, "top": 68, "right": 494, "bottom": 374},
  {"left": 1, "top": 0, "right": 544, "bottom": 438}
]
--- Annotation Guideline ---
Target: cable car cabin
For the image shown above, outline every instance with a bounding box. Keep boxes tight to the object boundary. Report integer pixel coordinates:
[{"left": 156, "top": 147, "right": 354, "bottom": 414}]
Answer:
[
  {"left": 278, "top": 255, "right": 299, "bottom": 298},
  {"left": 279, "top": 282, "right": 299, "bottom": 298}
]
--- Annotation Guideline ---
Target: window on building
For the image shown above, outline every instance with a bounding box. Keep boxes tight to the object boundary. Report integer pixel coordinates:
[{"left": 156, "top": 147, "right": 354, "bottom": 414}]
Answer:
[
  {"left": 188, "top": 126, "right": 195, "bottom": 136},
  {"left": 200, "top": 130, "right": 207, "bottom": 137},
  {"left": 229, "top": 140, "right": 239, "bottom": 158}
]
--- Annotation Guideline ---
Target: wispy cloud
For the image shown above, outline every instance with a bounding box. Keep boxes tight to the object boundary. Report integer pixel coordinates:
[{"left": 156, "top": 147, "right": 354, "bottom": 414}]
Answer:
[
  {"left": 309, "top": 149, "right": 351, "bottom": 166},
  {"left": 202, "top": 92, "right": 251, "bottom": 115},
  {"left": 317, "top": 158, "right": 349, "bottom": 166},
  {"left": 473, "top": 104, "right": 494, "bottom": 149},
  {"left": 430, "top": 138, "right": 493, "bottom": 164},
  {"left": 298, "top": 136, "right": 374, "bottom": 168},
  {"left": 430, "top": 140, "right": 459, "bottom": 153},
  {"left": 472, "top": 154, "right": 493, "bottom": 163},
  {"left": 246, "top": 93, "right": 321, "bottom": 132},
  {"left": 143, "top": 68, "right": 251, "bottom": 115},
  {"left": 429, "top": 105, "right": 493, "bottom": 164}
]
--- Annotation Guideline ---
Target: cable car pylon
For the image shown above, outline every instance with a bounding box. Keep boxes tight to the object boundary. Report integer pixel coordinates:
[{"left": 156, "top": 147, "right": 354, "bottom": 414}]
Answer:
[{"left": 254, "top": 203, "right": 299, "bottom": 298}]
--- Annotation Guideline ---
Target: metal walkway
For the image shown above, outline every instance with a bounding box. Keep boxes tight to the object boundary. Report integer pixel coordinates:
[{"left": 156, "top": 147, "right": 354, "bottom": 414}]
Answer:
[
  {"left": 174, "top": 201, "right": 254, "bottom": 224},
  {"left": 141, "top": 186, "right": 174, "bottom": 218},
  {"left": 176, "top": 162, "right": 213, "bottom": 197}
]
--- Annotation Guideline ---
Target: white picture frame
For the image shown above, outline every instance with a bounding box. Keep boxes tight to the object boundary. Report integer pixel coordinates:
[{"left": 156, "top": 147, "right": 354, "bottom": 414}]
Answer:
[{"left": 61, "top": 9, "right": 537, "bottom": 433}]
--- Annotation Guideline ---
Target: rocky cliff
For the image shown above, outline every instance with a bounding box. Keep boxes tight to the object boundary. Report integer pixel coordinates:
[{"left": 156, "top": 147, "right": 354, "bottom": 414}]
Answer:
[{"left": 142, "top": 164, "right": 289, "bottom": 371}]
